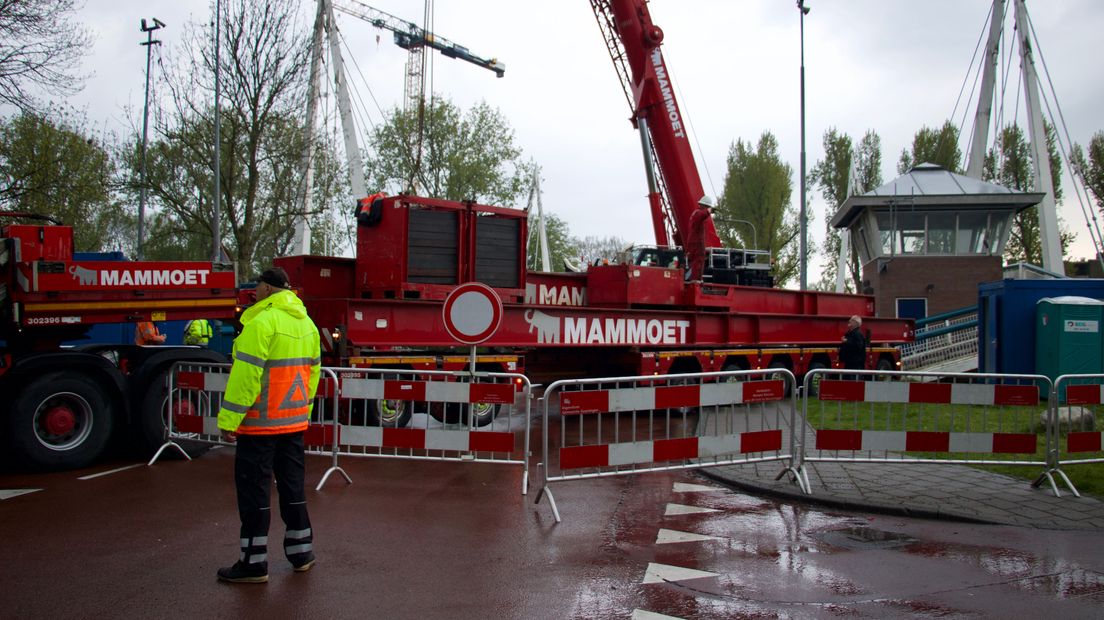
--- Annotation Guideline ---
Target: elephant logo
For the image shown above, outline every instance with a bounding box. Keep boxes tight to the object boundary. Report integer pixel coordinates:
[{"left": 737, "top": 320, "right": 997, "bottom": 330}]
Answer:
[
  {"left": 69, "top": 265, "right": 98, "bottom": 286},
  {"left": 524, "top": 309, "right": 560, "bottom": 344}
]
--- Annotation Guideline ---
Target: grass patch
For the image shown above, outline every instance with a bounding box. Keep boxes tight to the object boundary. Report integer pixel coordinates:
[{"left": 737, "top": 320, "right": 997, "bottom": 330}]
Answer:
[{"left": 806, "top": 400, "right": 1104, "bottom": 497}]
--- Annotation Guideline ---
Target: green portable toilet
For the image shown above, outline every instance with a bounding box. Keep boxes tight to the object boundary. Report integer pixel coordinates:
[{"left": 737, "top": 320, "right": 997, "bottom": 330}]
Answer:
[{"left": 1036, "top": 296, "right": 1104, "bottom": 382}]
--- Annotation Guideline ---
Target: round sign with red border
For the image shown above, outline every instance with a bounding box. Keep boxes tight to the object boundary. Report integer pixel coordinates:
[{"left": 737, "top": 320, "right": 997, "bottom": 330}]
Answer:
[{"left": 442, "top": 282, "right": 504, "bottom": 345}]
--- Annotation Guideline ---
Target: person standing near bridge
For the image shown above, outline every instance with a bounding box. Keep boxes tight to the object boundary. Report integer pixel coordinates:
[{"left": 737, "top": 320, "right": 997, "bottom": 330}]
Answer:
[
  {"left": 215, "top": 267, "right": 321, "bottom": 584},
  {"left": 838, "top": 315, "right": 867, "bottom": 375}
]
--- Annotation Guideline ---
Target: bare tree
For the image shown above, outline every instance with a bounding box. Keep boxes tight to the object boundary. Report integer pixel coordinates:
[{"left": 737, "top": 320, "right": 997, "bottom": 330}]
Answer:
[
  {"left": 0, "top": 0, "right": 90, "bottom": 112},
  {"left": 125, "top": 0, "right": 329, "bottom": 273}
]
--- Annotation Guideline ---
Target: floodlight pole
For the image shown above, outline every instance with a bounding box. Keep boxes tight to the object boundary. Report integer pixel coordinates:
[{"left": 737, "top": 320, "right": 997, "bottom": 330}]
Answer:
[
  {"left": 212, "top": 0, "right": 222, "bottom": 262},
  {"left": 138, "top": 17, "right": 164, "bottom": 261},
  {"left": 797, "top": 1, "right": 810, "bottom": 290}
]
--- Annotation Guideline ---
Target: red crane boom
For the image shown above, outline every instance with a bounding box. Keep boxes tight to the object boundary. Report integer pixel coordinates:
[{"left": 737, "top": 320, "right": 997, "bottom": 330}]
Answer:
[{"left": 592, "top": 0, "right": 720, "bottom": 249}]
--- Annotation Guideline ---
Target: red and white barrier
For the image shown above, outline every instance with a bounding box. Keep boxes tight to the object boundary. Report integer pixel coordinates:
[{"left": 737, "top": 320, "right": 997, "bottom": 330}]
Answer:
[
  {"left": 559, "top": 379, "right": 785, "bottom": 415},
  {"left": 817, "top": 379, "right": 1038, "bottom": 406},
  {"left": 814, "top": 429, "right": 1035, "bottom": 454},
  {"left": 537, "top": 369, "right": 802, "bottom": 522},
  {"left": 801, "top": 369, "right": 1056, "bottom": 495}
]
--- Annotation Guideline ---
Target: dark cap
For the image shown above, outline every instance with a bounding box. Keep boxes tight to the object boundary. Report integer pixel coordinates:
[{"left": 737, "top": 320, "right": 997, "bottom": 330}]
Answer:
[{"left": 257, "top": 267, "right": 290, "bottom": 289}]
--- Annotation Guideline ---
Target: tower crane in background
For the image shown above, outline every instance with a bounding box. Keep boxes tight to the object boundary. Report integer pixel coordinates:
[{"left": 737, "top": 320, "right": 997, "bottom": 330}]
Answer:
[
  {"left": 292, "top": 0, "right": 504, "bottom": 255},
  {"left": 331, "top": 0, "right": 504, "bottom": 111}
]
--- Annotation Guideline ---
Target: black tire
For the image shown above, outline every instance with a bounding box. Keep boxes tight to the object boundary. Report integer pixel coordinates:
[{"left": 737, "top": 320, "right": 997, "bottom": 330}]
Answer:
[
  {"left": 370, "top": 399, "right": 413, "bottom": 428},
  {"left": 139, "top": 368, "right": 211, "bottom": 459},
  {"left": 767, "top": 361, "right": 793, "bottom": 398},
  {"left": 875, "top": 357, "right": 895, "bottom": 380},
  {"left": 7, "top": 372, "right": 115, "bottom": 470},
  {"left": 805, "top": 361, "right": 828, "bottom": 397},
  {"left": 464, "top": 402, "right": 500, "bottom": 428},
  {"left": 428, "top": 402, "right": 463, "bottom": 425}
]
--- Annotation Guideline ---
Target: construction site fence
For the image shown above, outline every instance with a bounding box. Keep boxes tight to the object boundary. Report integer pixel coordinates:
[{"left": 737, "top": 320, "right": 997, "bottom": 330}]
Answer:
[
  {"left": 798, "top": 368, "right": 1081, "bottom": 496},
  {"left": 536, "top": 368, "right": 801, "bottom": 523},
  {"left": 149, "top": 362, "right": 532, "bottom": 494},
  {"left": 1051, "top": 373, "right": 1104, "bottom": 497}
]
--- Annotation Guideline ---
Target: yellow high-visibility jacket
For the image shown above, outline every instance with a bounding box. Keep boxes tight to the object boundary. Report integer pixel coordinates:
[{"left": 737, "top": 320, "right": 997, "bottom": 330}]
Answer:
[
  {"left": 217, "top": 289, "right": 321, "bottom": 435},
  {"left": 184, "top": 319, "right": 213, "bottom": 346}
]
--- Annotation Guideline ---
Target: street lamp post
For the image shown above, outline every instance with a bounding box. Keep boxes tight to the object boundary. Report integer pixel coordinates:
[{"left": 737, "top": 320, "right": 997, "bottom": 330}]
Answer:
[
  {"left": 797, "top": 1, "right": 809, "bottom": 290},
  {"left": 138, "top": 17, "right": 165, "bottom": 261}
]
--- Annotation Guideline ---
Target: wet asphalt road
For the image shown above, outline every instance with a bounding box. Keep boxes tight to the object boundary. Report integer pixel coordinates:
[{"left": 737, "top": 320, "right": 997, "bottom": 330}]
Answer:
[{"left": 2, "top": 448, "right": 1103, "bottom": 619}]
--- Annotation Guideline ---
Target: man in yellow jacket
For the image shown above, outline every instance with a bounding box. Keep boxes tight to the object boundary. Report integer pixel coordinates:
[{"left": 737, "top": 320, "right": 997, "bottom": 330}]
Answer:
[{"left": 216, "top": 267, "right": 321, "bottom": 584}]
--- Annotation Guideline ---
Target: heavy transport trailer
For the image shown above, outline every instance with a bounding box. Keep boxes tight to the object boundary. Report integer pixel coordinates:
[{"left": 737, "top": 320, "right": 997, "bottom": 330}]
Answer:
[{"left": 0, "top": 217, "right": 239, "bottom": 470}]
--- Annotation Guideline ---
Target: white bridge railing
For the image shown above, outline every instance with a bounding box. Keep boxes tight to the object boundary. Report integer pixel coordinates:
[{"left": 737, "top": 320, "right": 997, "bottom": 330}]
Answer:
[{"left": 899, "top": 307, "right": 978, "bottom": 373}]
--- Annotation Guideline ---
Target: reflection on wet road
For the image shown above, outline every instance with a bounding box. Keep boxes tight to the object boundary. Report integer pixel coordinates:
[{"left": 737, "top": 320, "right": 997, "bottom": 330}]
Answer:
[{"left": 568, "top": 474, "right": 1104, "bottom": 619}]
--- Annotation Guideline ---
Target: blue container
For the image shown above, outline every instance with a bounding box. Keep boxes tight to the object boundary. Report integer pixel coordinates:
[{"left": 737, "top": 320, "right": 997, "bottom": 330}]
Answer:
[{"left": 978, "top": 278, "right": 1104, "bottom": 375}]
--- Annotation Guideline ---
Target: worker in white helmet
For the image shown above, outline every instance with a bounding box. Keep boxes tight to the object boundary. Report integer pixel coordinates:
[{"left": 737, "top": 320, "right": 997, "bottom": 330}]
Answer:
[{"left": 686, "top": 195, "right": 716, "bottom": 282}]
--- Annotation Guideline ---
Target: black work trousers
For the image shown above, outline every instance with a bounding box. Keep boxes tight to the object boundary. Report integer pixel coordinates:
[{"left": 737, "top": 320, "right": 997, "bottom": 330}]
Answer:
[{"left": 234, "top": 432, "right": 313, "bottom": 569}]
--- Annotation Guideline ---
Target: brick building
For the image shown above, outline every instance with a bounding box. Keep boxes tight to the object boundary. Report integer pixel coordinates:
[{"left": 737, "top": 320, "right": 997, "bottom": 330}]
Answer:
[{"left": 830, "top": 163, "right": 1043, "bottom": 319}]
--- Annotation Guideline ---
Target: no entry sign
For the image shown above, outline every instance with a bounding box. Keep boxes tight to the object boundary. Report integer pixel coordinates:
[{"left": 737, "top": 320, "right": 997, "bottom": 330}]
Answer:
[{"left": 442, "top": 282, "right": 504, "bottom": 345}]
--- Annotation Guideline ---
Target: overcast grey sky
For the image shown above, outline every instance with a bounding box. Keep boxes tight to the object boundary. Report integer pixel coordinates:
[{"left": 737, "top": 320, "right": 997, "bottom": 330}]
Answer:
[{"left": 68, "top": 0, "right": 1104, "bottom": 276}]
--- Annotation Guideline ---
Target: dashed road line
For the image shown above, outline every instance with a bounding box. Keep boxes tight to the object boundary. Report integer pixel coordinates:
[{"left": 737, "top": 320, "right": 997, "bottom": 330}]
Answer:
[
  {"left": 672, "top": 482, "right": 723, "bottom": 493},
  {"left": 642, "top": 562, "right": 720, "bottom": 584},
  {"left": 0, "top": 489, "right": 42, "bottom": 500},
  {"left": 632, "top": 609, "right": 685, "bottom": 619},
  {"left": 656, "top": 528, "right": 726, "bottom": 544},
  {"left": 77, "top": 464, "right": 144, "bottom": 480},
  {"left": 664, "top": 503, "right": 720, "bottom": 516}
]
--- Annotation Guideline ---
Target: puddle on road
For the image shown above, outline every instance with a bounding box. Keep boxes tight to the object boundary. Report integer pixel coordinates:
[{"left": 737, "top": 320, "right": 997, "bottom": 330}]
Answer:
[{"left": 813, "top": 526, "right": 919, "bottom": 551}]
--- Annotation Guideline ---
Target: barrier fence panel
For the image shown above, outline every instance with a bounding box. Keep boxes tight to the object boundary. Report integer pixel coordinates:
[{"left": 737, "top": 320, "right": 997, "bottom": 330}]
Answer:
[
  {"left": 148, "top": 363, "right": 345, "bottom": 489},
  {"left": 536, "top": 369, "right": 801, "bottom": 523},
  {"left": 329, "top": 367, "right": 533, "bottom": 494},
  {"left": 800, "top": 369, "right": 1064, "bottom": 495},
  {"left": 1050, "top": 373, "right": 1104, "bottom": 497}
]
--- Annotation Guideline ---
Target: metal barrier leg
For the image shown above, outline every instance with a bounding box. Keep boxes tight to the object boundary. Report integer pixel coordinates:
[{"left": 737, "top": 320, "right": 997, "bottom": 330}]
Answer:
[
  {"left": 534, "top": 484, "right": 561, "bottom": 524},
  {"left": 1033, "top": 468, "right": 1080, "bottom": 498},
  {"left": 147, "top": 440, "right": 191, "bottom": 466},
  {"left": 315, "top": 466, "right": 352, "bottom": 491},
  {"left": 774, "top": 463, "right": 811, "bottom": 495},
  {"left": 1032, "top": 470, "right": 1062, "bottom": 498}
]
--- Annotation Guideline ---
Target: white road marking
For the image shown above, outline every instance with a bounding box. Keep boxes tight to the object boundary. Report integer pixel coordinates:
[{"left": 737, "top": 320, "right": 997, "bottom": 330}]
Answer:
[
  {"left": 632, "top": 609, "right": 685, "bottom": 620},
  {"left": 672, "top": 482, "right": 722, "bottom": 493},
  {"left": 0, "top": 489, "right": 42, "bottom": 500},
  {"left": 664, "top": 503, "right": 721, "bottom": 516},
  {"left": 77, "top": 464, "right": 144, "bottom": 480},
  {"left": 642, "top": 562, "right": 719, "bottom": 584},
  {"left": 656, "top": 528, "right": 726, "bottom": 545}
]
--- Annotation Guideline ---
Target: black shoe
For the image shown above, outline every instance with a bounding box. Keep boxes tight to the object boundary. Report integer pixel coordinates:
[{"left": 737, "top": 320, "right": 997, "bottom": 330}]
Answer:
[
  {"left": 217, "top": 561, "right": 268, "bottom": 584},
  {"left": 292, "top": 553, "right": 316, "bottom": 573}
]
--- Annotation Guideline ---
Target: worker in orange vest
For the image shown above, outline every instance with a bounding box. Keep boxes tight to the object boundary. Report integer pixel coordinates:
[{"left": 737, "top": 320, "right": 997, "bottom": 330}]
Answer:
[
  {"left": 215, "top": 267, "right": 321, "bottom": 584},
  {"left": 135, "top": 321, "right": 166, "bottom": 345}
]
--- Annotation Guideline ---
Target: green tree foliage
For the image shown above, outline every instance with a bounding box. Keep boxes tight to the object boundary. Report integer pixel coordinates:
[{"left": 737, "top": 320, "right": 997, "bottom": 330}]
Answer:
[
  {"left": 121, "top": 0, "right": 347, "bottom": 274},
  {"left": 526, "top": 211, "right": 580, "bottom": 272},
  {"left": 983, "top": 123, "right": 1071, "bottom": 265},
  {"left": 718, "top": 131, "right": 801, "bottom": 287},
  {"left": 898, "top": 120, "right": 962, "bottom": 174},
  {"left": 0, "top": 107, "right": 123, "bottom": 251},
  {"left": 1071, "top": 131, "right": 1104, "bottom": 212},
  {"left": 809, "top": 128, "right": 883, "bottom": 292},
  {"left": 0, "top": 0, "right": 90, "bottom": 112},
  {"left": 365, "top": 98, "right": 532, "bottom": 207}
]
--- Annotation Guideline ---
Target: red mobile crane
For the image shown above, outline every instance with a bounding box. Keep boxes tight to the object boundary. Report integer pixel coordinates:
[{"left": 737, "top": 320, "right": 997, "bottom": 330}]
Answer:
[{"left": 270, "top": 1, "right": 911, "bottom": 426}]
